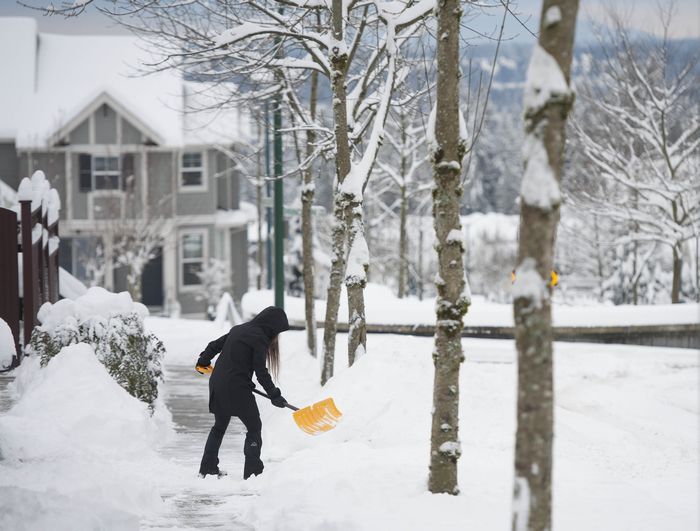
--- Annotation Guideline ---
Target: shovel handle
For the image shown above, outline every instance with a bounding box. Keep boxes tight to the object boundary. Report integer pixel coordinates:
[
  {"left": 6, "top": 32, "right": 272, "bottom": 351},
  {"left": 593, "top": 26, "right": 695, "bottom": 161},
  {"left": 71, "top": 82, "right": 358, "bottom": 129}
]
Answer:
[{"left": 252, "top": 388, "right": 299, "bottom": 411}]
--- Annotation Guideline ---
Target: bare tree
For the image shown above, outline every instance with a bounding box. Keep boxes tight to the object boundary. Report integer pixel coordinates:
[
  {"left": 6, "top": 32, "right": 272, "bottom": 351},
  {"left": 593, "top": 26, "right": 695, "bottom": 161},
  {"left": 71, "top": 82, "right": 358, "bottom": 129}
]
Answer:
[
  {"left": 375, "top": 105, "right": 431, "bottom": 298},
  {"left": 570, "top": 6, "right": 700, "bottom": 303},
  {"left": 511, "top": 1, "right": 578, "bottom": 530}
]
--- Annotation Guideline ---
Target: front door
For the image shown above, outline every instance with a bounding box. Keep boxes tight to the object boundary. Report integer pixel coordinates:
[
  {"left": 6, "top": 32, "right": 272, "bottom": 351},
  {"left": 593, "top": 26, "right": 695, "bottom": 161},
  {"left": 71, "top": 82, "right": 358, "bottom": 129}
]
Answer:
[{"left": 141, "top": 248, "right": 163, "bottom": 307}]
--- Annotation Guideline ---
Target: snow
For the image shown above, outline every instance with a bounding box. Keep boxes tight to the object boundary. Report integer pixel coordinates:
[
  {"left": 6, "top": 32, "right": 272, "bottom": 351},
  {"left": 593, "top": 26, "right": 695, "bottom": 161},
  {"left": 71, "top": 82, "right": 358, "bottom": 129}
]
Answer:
[
  {"left": 59, "top": 267, "right": 88, "bottom": 299},
  {"left": 1, "top": 314, "right": 696, "bottom": 529},
  {"left": 521, "top": 132, "right": 561, "bottom": 210},
  {"left": 0, "top": 318, "right": 16, "bottom": 369},
  {"left": 0, "top": 344, "right": 173, "bottom": 530},
  {"left": 242, "top": 283, "right": 700, "bottom": 328},
  {"left": 0, "top": 19, "right": 249, "bottom": 149},
  {"left": 143, "top": 320, "right": 697, "bottom": 530},
  {"left": 544, "top": 6, "right": 562, "bottom": 27},
  {"left": 16, "top": 177, "right": 33, "bottom": 202},
  {"left": 512, "top": 476, "right": 531, "bottom": 531},
  {"left": 36, "top": 287, "right": 148, "bottom": 334},
  {"left": 523, "top": 44, "right": 570, "bottom": 113},
  {"left": 345, "top": 233, "right": 370, "bottom": 285},
  {"left": 446, "top": 228, "right": 463, "bottom": 244},
  {"left": 439, "top": 440, "right": 462, "bottom": 457},
  {"left": 214, "top": 208, "right": 252, "bottom": 228},
  {"left": 214, "top": 292, "right": 244, "bottom": 327},
  {"left": 31, "top": 224, "right": 42, "bottom": 245},
  {"left": 512, "top": 258, "right": 547, "bottom": 308}
]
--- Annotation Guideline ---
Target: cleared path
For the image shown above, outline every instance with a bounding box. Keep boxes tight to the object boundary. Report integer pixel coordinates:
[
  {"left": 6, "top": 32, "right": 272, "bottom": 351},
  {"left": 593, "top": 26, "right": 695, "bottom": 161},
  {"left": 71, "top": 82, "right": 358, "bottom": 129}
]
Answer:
[{"left": 141, "top": 364, "right": 253, "bottom": 530}]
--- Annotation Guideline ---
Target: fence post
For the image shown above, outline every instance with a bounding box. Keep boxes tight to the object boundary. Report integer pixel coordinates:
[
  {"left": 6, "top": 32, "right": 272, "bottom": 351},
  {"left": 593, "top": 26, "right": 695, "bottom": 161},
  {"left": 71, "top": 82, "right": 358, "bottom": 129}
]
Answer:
[
  {"left": 0, "top": 207, "right": 20, "bottom": 364},
  {"left": 20, "top": 198, "right": 36, "bottom": 349}
]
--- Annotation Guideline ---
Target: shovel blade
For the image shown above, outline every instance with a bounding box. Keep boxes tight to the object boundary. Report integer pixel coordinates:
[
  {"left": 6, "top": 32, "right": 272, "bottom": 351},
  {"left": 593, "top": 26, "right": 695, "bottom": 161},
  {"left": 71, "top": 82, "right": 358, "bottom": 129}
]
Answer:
[{"left": 292, "top": 398, "right": 343, "bottom": 435}]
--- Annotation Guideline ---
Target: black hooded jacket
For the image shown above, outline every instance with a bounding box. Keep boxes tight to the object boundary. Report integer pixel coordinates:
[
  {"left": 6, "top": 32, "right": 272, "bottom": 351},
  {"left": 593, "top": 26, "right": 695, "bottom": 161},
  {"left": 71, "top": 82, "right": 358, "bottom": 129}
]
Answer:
[{"left": 199, "top": 306, "right": 290, "bottom": 416}]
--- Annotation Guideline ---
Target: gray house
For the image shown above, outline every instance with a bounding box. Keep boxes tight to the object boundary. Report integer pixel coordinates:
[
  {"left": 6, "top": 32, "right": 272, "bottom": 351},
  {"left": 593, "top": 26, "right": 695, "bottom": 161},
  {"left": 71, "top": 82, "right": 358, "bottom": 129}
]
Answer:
[{"left": 0, "top": 18, "right": 254, "bottom": 316}]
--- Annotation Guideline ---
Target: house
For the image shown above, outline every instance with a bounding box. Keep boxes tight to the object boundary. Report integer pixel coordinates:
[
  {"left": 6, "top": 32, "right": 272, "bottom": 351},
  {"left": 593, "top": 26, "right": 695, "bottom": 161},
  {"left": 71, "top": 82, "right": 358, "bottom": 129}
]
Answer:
[{"left": 0, "top": 17, "right": 254, "bottom": 316}]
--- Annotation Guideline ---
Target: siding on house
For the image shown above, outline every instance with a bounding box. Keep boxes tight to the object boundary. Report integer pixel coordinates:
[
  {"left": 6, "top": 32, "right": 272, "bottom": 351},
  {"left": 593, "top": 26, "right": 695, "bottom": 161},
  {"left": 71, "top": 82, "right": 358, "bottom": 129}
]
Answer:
[
  {"left": 71, "top": 152, "right": 88, "bottom": 219},
  {"left": 0, "top": 143, "right": 19, "bottom": 189},
  {"left": 147, "top": 152, "right": 175, "bottom": 217},
  {"left": 175, "top": 149, "right": 216, "bottom": 217},
  {"left": 94, "top": 104, "right": 118, "bottom": 144},
  {"left": 230, "top": 226, "right": 248, "bottom": 300}
]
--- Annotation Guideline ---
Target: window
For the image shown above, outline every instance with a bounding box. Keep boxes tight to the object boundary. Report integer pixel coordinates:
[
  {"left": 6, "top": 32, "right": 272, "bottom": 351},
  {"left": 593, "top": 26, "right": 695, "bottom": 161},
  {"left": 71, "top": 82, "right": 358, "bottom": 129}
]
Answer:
[
  {"left": 93, "top": 156, "right": 121, "bottom": 190},
  {"left": 181, "top": 231, "right": 205, "bottom": 287},
  {"left": 181, "top": 152, "right": 204, "bottom": 188}
]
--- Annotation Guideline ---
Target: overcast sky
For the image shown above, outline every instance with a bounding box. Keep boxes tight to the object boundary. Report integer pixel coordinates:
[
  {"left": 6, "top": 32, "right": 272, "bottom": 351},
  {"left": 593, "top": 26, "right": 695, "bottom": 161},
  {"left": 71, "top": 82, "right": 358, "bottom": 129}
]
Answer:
[{"left": 1, "top": 0, "right": 698, "bottom": 41}]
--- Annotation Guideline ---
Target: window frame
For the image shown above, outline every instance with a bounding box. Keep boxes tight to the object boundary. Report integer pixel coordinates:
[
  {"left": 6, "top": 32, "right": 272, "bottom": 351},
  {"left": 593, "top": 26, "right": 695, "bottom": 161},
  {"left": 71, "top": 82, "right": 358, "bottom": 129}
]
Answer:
[
  {"left": 92, "top": 155, "right": 122, "bottom": 191},
  {"left": 179, "top": 228, "right": 208, "bottom": 290},
  {"left": 179, "top": 150, "right": 207, "bottom": 192}
]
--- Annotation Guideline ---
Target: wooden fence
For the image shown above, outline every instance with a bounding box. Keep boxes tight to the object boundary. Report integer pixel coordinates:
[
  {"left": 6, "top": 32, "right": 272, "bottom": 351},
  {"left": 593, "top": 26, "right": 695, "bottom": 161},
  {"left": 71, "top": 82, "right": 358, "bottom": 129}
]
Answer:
[{"left": 0, "top": 171, "right": 60, "bottom": 370}]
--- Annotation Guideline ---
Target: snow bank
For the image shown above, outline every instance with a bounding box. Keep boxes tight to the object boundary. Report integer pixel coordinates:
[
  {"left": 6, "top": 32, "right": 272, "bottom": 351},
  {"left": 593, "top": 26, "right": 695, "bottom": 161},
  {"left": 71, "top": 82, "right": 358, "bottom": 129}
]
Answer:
[
  {"left": 0, "top": 319, "right": 16, "bottom": 370},
  {"left": 241, "top": 283, "right": 700, "bottom": 328},
  {"left": 37, "top": 286, "right": 147, "bottom": 333},
  {"left": 0, "top": 344, "right": 173, "bottom": 529}
]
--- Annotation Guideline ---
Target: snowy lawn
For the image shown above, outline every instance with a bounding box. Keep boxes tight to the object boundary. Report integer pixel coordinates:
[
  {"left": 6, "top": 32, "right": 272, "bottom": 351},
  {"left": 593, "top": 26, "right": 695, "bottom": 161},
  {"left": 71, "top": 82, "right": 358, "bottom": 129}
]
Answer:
[
  {"left": 242, "top": 283, "right": 700, "bottom": 327},
  {"left": 148, "top": 317, "right": 699, "bottom": 530}
]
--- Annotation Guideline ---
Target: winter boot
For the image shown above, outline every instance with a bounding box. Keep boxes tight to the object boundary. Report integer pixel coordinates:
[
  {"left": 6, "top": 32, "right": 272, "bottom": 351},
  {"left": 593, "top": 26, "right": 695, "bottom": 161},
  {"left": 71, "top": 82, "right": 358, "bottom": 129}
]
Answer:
[
  {"left": 243, "top": 459, "right": 264, "bottom": 480},
  {"left": 199, "top": 467, "right": 227, "bottom": 479}
]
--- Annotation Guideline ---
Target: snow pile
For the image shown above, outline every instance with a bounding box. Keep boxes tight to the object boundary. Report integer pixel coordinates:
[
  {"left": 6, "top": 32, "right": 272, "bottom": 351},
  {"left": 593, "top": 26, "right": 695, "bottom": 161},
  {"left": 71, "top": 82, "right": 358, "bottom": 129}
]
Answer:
[
  {"left": 0, "top": 344, "right": 172, "bottom": 530},
  {"left": 0, "top": 319, "right": 16, "bottom": 369}
]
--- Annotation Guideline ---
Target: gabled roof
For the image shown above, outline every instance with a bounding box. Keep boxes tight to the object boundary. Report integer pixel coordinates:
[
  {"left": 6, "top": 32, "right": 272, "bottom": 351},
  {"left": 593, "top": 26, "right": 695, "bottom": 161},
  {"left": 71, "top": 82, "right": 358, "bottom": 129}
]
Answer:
[{"left": 0, "top": 17, "right": 249, "bottom": 149}]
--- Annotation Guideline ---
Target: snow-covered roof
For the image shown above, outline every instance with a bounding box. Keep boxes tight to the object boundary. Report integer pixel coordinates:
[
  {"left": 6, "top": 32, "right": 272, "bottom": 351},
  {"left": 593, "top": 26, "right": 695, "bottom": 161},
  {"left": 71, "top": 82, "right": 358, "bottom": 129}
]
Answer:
[{"left": 0, "top": 18, "right": 249, "bottom": 149}]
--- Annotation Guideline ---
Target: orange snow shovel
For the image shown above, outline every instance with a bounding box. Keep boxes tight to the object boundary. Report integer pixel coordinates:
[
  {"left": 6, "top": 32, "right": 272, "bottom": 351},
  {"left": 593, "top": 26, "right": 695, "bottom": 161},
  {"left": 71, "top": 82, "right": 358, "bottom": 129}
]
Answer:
[
  {"left": 196, "top": 364, "right": 342, "bottom": 435},
  {"left": 252, "top": 389, "right": 343, "bottom": 435}
]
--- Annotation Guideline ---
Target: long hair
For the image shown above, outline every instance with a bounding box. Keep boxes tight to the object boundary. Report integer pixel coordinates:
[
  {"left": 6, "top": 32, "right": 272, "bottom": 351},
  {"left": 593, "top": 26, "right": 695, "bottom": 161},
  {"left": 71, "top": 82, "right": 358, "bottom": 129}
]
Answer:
[{"left": 267, "top": 335, "right": 280, "bottom": 381}]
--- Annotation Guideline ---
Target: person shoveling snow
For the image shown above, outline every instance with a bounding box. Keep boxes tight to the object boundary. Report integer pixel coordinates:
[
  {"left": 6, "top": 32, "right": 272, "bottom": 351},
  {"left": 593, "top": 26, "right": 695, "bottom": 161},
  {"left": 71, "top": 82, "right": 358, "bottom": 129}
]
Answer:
[{"left": 194, "top": 306, "right": 342, "bottom": 480}]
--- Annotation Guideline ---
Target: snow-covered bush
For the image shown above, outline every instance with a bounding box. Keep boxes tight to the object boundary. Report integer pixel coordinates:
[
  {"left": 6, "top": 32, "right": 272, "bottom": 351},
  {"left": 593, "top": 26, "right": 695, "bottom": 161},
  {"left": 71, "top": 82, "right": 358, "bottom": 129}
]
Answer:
[
  {"left": 0, "top": 318, "right": 17, "bottom": 370},
  {"left": 27, "top": 287, "right": 164, "bottom": 407}
]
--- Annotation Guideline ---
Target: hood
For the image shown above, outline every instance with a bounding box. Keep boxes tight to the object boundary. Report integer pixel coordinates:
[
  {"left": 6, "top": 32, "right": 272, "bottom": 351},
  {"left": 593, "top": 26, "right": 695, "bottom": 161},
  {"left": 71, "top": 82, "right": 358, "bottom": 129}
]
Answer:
[{"left": 250, "top": 306, "right": 290, "bottom": 339}]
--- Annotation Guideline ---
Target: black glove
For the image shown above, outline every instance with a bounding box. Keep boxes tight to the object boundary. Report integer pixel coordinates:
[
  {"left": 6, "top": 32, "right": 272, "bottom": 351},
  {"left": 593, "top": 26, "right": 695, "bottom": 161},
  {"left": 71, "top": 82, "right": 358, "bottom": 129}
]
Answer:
[
  {"left": 270, "top": 388, "right": 287, "bottom": 408},
  {"left": 196, "top": 356, "right": 209, "bottom": 367}
]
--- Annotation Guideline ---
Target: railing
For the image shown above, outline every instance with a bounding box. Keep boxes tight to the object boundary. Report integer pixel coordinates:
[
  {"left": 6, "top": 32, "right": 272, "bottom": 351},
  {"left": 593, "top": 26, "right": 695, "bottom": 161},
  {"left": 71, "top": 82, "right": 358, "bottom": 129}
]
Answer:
[{"left": 0, "top": 171, "right": 60, "bottom": 370}]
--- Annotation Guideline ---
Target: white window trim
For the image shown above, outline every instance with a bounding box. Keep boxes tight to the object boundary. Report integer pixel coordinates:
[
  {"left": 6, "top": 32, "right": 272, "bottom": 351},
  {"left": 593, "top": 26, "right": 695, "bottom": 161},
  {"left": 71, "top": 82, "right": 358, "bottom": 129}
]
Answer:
[
  {"left": 179, "top": 150, "right": 208, "bottom": 192},
  {"left": 179, "top": 228, "right": 208, "bottom": 291},
  {"left": 92, "top": 155, "right": 122, "bottom": 191}
]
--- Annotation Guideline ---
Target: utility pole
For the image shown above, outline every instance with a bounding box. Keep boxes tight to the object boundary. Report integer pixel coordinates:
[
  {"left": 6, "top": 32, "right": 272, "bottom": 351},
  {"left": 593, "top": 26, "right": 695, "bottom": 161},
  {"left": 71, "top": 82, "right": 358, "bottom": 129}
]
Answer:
[
  {"left": 273, "top": 90, "right": 285, "bottom": 309},
  {"left": 264, "top": 102, "right": 272, "bottom": 290}
]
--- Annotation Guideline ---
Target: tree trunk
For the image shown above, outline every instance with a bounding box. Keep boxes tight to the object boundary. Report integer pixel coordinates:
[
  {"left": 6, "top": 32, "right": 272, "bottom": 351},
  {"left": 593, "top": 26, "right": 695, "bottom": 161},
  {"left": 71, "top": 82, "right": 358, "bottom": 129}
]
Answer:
[
  {"left": 418, "top": 223, "right": 424, "bottom": 300},
  {"left": 672, "top": 243, "right": 682, "bottom": 303},
  {"left": 512, "top": 2, "right": 578, "bottom": 530},
  {"left": 398, "top": 184, "right": 408, "bottom": 298},
  {"left": 127, "top": 270, "right": 143, "bottom": 303},
  {"left": 321, "top": 0, "right": 352, "bottom": 385},
  {"left": 346, "top": 210, "right": 368, "bottom": 366},
  {"left": 302, "top": 71, "right": 319, "bottom": 357},
  {"left": 428, "top": 0, "right": 469, "bottom": 495}
]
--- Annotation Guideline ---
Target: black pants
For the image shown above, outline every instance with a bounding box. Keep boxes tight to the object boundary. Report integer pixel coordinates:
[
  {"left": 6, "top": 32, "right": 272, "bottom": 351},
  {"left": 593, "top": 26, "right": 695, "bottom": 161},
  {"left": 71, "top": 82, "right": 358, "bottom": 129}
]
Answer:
[{"left": 199, "top": 411, "right": 263, "bottom": 476}]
